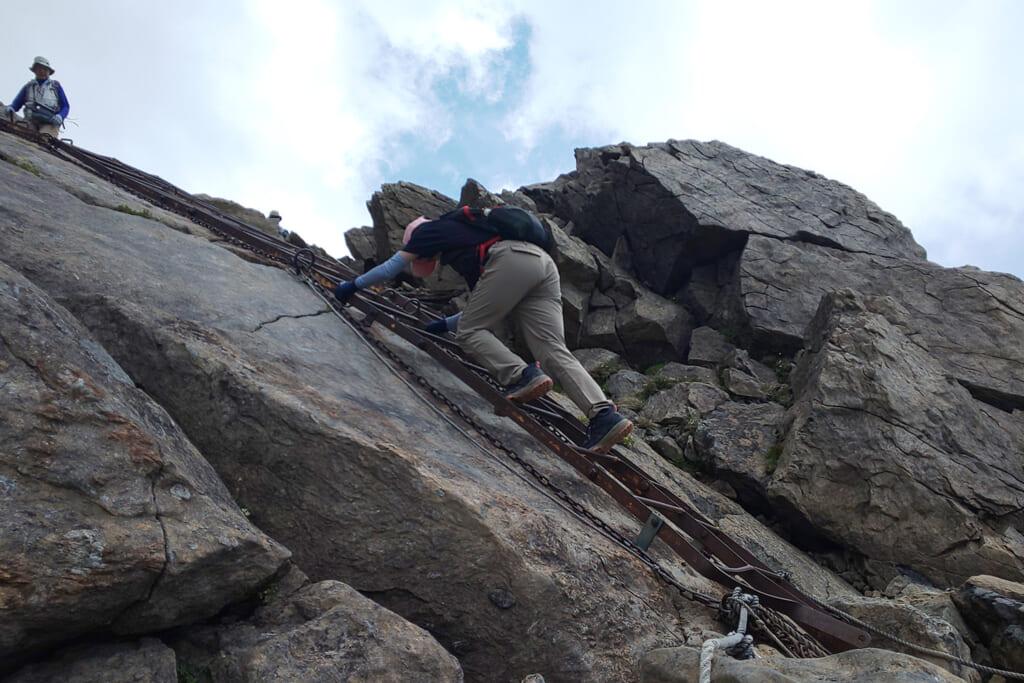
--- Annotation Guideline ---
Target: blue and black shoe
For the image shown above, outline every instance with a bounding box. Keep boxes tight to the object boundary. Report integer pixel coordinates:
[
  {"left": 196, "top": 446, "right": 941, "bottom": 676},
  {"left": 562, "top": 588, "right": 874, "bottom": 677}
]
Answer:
[
  {"left": 582, "top": 407, "right": 633, "bottom": 453},
  {"left": 504, "top": 362, "right": 553, "bottom": 403}
]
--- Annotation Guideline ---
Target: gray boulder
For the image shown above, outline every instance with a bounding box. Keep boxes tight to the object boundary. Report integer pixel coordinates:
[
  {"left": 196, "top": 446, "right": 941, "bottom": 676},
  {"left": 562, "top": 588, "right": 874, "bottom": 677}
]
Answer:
[
  {"left": 771, "top": 289, "right": 1024, "bottom": 587},
  {"left": 653, "top": 362, "right": 720, "bottom": 386},
  {"left": 643, "top": 383, "right": 730, "bottom": 426},
  {"left": 736, "top": 236, "right": 1024, "bottom": 407},
  {"left": 0, "top": 263, "right": 290, "bottom": 671},
  {"left": 173, "top": 573, "right": 463, "bottom": 682},
  {"left": 366, "top": 181, "right": 456, "bottom": 260},
  {"left": 564, "top": 139, "right": 923, "bottom": 297},
  {"left": 953, "top": 575, "right": 1024, "bottom": 674},
  {"left": 687, "top": 326, "right": 735, "bottom": 368},
  {"left": 829, "top": 593, "right": 979, "bottom": 683},
  {"left": 343, "top": 225, "right": 377, "bottom": 268},
  {"left": 693, "top": 402, "right": 786, "bottom": 507},
  {"left": 5, "top": 638, "right": 177, "bottom": 683}
]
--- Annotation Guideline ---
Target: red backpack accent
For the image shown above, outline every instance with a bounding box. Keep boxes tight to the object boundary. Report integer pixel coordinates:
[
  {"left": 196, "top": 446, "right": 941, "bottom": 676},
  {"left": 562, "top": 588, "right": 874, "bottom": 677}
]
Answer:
[{"left": 477, "top": 236, "right": 502, "bottom": 273}]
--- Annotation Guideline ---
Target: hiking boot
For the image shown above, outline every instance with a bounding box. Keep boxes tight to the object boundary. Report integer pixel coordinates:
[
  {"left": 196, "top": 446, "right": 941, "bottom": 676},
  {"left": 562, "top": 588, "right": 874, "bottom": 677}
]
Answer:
[
  {"left": 504, "top": 362, "right": 553, "bottom": 403},
  {"left": 582, "top": 407, "right": 634, "bottom": 453}
]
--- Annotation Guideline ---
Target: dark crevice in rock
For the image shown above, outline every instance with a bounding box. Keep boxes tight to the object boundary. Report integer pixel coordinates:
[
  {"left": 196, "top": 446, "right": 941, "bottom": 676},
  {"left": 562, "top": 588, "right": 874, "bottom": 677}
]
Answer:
[
  {"left": 360, "top": 588, "right": 470, "bottom": 657},
  {"left": 791, "top": 229, "right": 845, "bottom": 251},
  {"left": 253, "top": 309, "right": 330, "bottom": 332},
  {"left": 664, "top": 225, "right": 749, "bottom": 294},
  {"left": 728, "top": 482, "right": 855, "bottom": 562},
  {"left": 958, "top": 378, "right": 1024, "bottom": 413}
]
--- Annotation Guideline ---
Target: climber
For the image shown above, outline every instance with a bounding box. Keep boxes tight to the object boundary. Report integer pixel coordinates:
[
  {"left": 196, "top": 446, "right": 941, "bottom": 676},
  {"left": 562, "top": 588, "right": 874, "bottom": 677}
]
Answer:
[
  {"left": 4, "top": 57, "right": 70, "bottom": 137},
  {"left": 332, "top": 210, "right": 634, "bottom": 454},
  {"left": 269, "top": 210, "right": 288, "bottom": 239}
]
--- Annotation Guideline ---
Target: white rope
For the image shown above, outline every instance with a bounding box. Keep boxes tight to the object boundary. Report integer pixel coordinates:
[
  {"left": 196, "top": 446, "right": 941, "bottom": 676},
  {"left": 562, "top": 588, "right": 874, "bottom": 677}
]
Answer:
[
  {"left": 699, "top": 632, "right": 746, "bottom": 683},
  {"left": 700, "top": 590, "right": 755, "bottom": 683}
]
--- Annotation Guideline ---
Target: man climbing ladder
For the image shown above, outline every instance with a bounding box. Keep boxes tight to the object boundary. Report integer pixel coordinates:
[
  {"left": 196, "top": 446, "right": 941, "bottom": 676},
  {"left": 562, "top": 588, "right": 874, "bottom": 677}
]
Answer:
[{"left": 333, "top": 208, "right": 634, "bottom": 454}]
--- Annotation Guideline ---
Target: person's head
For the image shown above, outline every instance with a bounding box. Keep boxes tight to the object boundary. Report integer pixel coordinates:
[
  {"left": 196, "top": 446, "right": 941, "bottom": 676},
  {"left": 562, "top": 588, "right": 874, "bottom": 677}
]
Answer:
[
  {"left": 403, "top": 216, "right": 437, "bottom": 277},
  {"left": 268, "top": 210, "right": 281, "bottom": 222},
  {"left": 30, "top": 56, "right": 54, "bottom": 79}
]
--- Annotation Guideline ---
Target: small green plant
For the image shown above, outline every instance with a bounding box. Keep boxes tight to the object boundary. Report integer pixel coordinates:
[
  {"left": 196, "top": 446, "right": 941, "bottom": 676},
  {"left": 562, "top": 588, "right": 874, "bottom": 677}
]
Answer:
[
  {"left": 259, "top": 582, "right": 279, "bottom": 604},
  {"left": 766, "top": 383, "right": 793, "bottom": 407},
  {"left": 177, "top": 662, "right": 199, "bottom": 683},
  {"left": 682, "top": 411, "right": 701, "bottom": 435},
  {"left": 765, "top": 442, "right": 784, "bottom": 474},
  {"left": 114, "top": 204, "right": 153, "bottom": 219},
  {"left": 774, "top": 358, "right": 794, "bottom": 384},
  {"left": 591, "top": 360, "right": 622, "bottom": 385},
  {"left": 638, "top": 376, "right": 676, "bottom": 402},
  {"left": 717, "top": 327, "right": 738, "bottom": 344},
  {"left": 644, "top": 362, "right": 668, "bottom": 375},
  {"left": 0, "top": 152, "right": 42, "bottom": 177},
  {"left": 635, "top": 417, "right": 656, "bottom": 431}
]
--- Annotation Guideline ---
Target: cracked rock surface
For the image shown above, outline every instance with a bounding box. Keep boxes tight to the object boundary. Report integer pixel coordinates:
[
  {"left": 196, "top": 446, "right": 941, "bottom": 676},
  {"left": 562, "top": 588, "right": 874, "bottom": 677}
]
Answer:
[{"left": 0, "top": 263, "right": 289, "bottom": 668}]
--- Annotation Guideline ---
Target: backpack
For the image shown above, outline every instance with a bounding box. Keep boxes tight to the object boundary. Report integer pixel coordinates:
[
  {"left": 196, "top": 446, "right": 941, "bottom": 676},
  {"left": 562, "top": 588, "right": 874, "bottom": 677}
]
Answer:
[{"left": 441, "top": 205, "right": 554, "bottom": 253}]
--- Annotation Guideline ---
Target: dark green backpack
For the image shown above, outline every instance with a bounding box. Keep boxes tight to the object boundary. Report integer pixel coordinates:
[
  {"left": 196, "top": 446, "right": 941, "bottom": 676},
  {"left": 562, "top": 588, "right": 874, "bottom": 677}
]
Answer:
[{"left": 441, "top": 205, "right": 554, "bottom": 253}]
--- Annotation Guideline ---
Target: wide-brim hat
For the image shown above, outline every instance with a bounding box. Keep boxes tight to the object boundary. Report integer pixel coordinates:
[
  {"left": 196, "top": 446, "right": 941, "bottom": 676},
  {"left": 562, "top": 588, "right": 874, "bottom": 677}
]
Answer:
[
  {"left": 403, "top": 216, "right": 436, "bottom": 277},
  {"left": 31, "top": 56, "right": 54, "bottom": 75}
]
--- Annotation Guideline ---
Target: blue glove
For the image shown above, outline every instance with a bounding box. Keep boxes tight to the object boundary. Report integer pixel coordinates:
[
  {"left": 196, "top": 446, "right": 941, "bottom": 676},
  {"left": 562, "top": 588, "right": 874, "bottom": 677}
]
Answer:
[
  {"left": 424, "top": 320, "right": 448, "bottom": 335},
  {"left": 333, "top": 281, "right": 359, "bottom": 304},
  {"left": 51, "top": 114, "right": 62, "bottom": 126},
  {"left": 3, "top": 106, "right": 13, "bottom": 120}
]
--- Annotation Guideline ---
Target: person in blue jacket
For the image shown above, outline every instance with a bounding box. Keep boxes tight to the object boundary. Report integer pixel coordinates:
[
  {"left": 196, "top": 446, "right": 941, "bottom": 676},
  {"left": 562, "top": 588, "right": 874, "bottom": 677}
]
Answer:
[{"left": 5, "top": 57, "right": 70, "bottom": 137}]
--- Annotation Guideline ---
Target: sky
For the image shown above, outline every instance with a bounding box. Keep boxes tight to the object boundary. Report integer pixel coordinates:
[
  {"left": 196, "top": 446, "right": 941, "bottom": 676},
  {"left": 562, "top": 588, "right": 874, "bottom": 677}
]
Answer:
[{"left": 4, "top": 1, "right": 1022, "bottom": 280}]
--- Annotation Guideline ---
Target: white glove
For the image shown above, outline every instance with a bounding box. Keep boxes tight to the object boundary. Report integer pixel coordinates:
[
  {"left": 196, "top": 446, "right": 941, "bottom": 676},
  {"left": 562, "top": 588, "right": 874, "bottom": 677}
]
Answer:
[{"left": 51, "top": 114, "right": 63, "bottom": 126}]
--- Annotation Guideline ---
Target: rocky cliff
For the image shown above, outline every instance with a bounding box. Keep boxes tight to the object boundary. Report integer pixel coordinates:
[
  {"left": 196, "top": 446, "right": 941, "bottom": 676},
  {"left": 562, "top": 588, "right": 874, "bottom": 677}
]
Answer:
[{"left": 1, "top": 127, "right": 1022, "bottom": 682}]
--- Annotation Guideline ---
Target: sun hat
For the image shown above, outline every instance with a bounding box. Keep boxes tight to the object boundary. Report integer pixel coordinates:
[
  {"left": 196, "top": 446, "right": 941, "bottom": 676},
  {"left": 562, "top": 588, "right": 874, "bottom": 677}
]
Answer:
[
  {"left": 403, "top": 216, "right": 436, "bottom": 277},
  {"left": 31, "top": 56, "right": 54, "bottom": 74}
]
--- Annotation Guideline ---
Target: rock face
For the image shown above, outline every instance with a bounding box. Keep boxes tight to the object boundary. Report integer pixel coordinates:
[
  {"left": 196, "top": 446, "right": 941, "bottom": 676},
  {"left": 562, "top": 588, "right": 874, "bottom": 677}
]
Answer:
[
  {"left": 4, "top": 638, "right": 178, "bottom": 683},
  {"left": 172, "top": 570, "right": 464, "bottom": 682},
  {"left": 953, "top": 575, "right": 1024, "bottom": 673},
  {"left": 0, "top": 262, "right": 290, "bottom": 669},
  {"left": 3, "top": 126, "right": 1024, "bottom": 681},
  {"left": 770, "top": 290, "right": 1024, "bottom": 588},
  {"left": 1, "top": 131, "right": 726, "bottom": 682}
]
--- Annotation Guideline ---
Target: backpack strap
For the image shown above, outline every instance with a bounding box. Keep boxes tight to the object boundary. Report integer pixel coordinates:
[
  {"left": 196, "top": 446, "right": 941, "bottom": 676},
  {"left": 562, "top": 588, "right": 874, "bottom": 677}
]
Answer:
[{"left": 477, "top": 235, "right": 502, "bottom": 274}]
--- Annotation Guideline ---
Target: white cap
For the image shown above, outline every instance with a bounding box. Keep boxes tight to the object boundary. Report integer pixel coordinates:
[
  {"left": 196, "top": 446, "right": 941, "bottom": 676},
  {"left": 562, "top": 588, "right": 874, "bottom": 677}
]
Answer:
[{"left": 31, "top": 56, "right": 54, "bottom": 74}]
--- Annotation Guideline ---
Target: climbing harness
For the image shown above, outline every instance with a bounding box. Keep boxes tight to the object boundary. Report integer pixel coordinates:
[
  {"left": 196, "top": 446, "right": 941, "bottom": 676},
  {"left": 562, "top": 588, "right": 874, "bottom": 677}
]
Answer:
[{"left": 5, "top": 119, "right": 1023, "bottom": 680}]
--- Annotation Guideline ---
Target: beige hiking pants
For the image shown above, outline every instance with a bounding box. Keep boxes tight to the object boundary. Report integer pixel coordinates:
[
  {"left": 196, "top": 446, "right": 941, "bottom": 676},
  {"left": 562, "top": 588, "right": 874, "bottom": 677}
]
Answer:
[{"left": 455, "top": 240, "right": 612, "bottom": 418}]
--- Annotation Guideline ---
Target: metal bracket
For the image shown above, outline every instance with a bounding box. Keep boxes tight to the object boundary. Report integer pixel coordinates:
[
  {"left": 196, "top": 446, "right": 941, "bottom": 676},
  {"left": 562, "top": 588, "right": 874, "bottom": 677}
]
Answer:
[{"left": 635, "top": 514, "right": 664, "bottom": 551}]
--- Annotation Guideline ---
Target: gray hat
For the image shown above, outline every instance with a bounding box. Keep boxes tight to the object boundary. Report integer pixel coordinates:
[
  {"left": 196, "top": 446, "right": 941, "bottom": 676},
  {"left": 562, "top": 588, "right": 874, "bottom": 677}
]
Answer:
[
  {"left": 30, "top": 56, "right": 54, "bottom": 74},
  {"left": 268, "top": 210, "right": 281, "bottom": 220}
]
